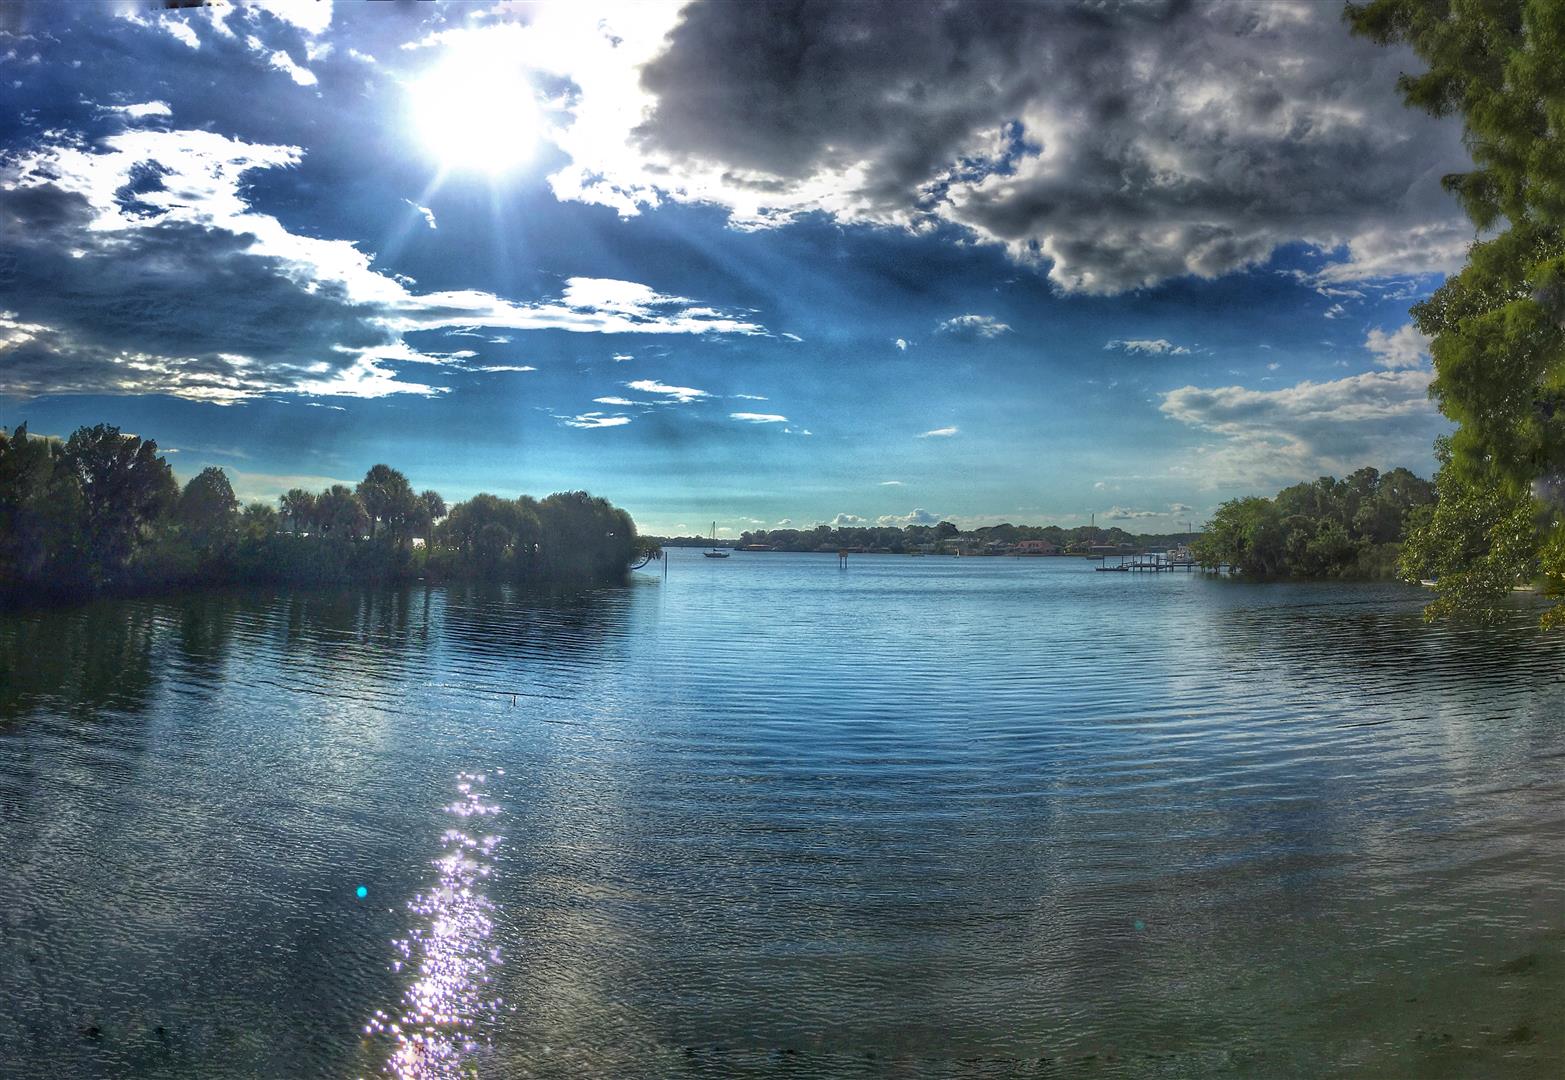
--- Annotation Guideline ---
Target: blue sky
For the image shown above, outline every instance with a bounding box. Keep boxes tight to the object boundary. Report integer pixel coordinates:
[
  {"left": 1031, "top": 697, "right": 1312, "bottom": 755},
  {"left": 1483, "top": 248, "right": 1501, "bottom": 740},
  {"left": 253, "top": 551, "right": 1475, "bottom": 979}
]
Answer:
[{"left": 0, "top": 1, "right": 1471, "bottom": 535}]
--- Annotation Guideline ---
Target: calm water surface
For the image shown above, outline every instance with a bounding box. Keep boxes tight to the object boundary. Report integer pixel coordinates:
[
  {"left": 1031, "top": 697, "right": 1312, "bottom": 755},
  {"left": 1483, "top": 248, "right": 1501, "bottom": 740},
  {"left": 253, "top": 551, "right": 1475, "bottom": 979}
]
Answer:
[{"left": 2, "top": 551, "right": 1562, "bottom": 1078}]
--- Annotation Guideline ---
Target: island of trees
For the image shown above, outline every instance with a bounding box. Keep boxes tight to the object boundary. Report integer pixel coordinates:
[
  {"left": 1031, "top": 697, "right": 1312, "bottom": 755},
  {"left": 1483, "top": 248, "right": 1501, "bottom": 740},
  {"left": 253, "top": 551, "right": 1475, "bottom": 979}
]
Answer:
[
  {"left": 0, "top": 423, "right": 647, "bottom": 600},
  {"left": 1192, "top": 467, "right": 1435, "bottom": 579}
]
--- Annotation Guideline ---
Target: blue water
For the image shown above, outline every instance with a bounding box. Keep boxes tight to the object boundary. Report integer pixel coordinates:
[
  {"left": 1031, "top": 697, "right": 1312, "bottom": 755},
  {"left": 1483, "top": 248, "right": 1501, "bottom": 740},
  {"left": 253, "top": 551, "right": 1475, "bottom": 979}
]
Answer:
[{"left": 1, "top": 551, "right": 1562, "bottom": 1077}]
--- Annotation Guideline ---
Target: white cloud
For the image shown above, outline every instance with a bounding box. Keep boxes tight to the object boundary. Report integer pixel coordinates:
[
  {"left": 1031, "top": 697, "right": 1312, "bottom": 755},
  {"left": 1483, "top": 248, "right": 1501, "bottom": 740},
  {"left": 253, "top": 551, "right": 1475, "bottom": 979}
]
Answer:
[
  {"left": 918, "top": 426, "right": 959, "bottom": 438},
  {"left": 894, "top": 338, "right": 909, "bottom": 351},
  {"left": 880, "top": 480, "right": 904, "bottom": 486},
  {"left": 732, "top": 393, "right": 768, "bottom": 400},
  {"left": 0, "top": 129, "right": 767, "bottom": 401},
  {"left": 104, "top": 101, "right": 172, "bottom": 120},
  {"left": 626, "top": 379, "right": 709, "bottom": 403},
  {"left": 403, "top": 199, "right": 438, "bottom": 230},
  {"left": 612, "top": 353, "right": 634, "bottom": 362},
  {"left": 1104, "top": 506, "right": 1162, "bottom": 520},
  {"left": 1364, "top": 323, "right": 1430, "bottom": 369},
  {"left": 266, "top": 48, "right": 318, "bottom": 86},
  {"left": 730, "top": 412, "right": 788, "bottom": 423},
  {"left": 1159, "top": 369, "right": 1445, "bottom": 486},
  {"left": 164, "top": 18, "right": 200, "bottom": 50},
  {"left": 1105, "top": 338, "right": 1191, "bottom": 355},
  {"left": 775, "top": 518, "right": 792, "bottom": 526},
  {"left": 560, "top": 411, "right": 632, "bottom": 429},
  {"left": 248, "top": 1, "right": 335, "bottom": 36},
  {"left": 593, "top": 396, "right": 638, "bottom": 406},
  {"left": 472, "top": 364, "right": 536, "bottom": 373},
  {"left": 937, "top": 314, "right": 1012, "bottom": 339},
  {"left": 876, "top": 508, "right": 941, "bottom": 527},
  {"left": 831, "top": 513, "right": 868, "bottom": 527}
]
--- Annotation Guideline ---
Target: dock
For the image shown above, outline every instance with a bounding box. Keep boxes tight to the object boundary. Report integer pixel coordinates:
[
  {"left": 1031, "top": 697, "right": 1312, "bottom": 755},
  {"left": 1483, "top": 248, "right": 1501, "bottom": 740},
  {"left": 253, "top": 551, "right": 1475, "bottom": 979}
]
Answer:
[{"left": 1094, "top": 551, "right": 1229, "bottom": 573}]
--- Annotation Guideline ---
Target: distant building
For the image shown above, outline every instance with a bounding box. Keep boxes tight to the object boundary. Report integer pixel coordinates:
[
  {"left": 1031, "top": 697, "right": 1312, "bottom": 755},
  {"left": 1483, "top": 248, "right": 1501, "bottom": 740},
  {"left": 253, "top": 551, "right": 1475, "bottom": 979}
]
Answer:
[{"left": 1013, "top": 539, "right": 1058, "bottom": 555}]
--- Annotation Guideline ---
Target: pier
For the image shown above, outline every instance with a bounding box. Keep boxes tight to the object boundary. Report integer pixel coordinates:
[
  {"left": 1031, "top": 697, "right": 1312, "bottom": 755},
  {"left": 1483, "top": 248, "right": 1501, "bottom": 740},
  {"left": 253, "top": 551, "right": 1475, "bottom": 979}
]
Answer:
[{"left": 1094, "top": 551, "right": 1230, "bottom": 573}]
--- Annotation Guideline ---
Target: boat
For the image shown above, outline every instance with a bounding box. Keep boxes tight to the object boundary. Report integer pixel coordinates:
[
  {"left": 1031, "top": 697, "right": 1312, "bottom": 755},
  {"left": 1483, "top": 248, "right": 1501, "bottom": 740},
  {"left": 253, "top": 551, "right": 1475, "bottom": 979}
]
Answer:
[{"left": 703, "top": 521, "right": 730, "bottom": 559}]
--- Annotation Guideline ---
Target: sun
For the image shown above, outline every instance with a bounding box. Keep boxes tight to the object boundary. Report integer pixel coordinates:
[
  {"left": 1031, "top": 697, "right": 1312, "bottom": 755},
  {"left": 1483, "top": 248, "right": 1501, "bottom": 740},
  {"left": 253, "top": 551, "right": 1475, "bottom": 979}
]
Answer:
[{"left": 409, "top": 46, "right": 538, "bottom": 176}]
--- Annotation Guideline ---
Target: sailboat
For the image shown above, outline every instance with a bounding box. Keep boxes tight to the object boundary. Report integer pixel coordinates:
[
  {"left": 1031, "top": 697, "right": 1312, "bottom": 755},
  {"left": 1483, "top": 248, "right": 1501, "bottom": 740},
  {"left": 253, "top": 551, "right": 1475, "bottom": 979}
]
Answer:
[{"left": 703, "top": 521, "right": 730, "bottom": 558}]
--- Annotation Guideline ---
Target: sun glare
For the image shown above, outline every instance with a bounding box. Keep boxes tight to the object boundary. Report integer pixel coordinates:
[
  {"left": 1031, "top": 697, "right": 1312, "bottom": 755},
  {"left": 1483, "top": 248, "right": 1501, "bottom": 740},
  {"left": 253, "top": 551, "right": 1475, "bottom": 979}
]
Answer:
[{"left": 409, "top": 48, "right": 538, "bottom": 175}]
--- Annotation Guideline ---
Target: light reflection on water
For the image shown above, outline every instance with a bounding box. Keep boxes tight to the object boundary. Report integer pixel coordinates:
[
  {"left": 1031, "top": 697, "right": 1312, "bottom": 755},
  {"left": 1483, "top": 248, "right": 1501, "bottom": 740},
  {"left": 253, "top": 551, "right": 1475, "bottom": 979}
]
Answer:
[
  {"left": 365, "top": 771, "right": 504, "bottom": 1080},
  {"left": 0, "top": 557, "right": 1562, "bottom": 1078}
]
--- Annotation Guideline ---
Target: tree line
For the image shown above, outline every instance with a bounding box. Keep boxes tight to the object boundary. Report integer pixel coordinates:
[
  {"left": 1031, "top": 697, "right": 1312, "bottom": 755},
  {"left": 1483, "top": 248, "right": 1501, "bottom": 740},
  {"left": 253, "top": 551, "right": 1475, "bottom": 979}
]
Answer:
[
  {"left": 0, "top": 422, "right": 645, "bottom": 598},
  {"left": 1192, "top": 467, "right": 1436, "bottom": 579},
  {"left": 649, "top": 521, "right": 1195, "bottom": 553}
]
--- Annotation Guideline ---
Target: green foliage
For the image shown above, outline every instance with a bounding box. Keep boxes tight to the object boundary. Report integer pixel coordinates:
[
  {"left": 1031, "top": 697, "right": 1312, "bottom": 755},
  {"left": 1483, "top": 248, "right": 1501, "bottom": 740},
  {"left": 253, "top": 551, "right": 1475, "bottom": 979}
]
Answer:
[
  {"left": 317, "top": 484, "right": 370, "bottom": 540},
  {"left": 1194, "top": 468, "right": 1435, "bottom": 579},
  {"left": 1349, "top": 0, "right": 1565, "bottom": 623},
  {"left": 279, "top": 488, "right": 318, "bottom": 534},
  {"left": 416, "top": 489, "right": 446, "bottom": 541},
  {"left": 0, "top": 423, "right": 641, "bottom": 599},
  {"left": 60, "top": 424, "right": 179, "bottom": 584},
  {"left": 0, "top": 424, "right": 87, "bottom": 585},
  {"left": 427, "top": 490, "right": 636, "bottom": 584},
  {"left": 179, "top": 466, "right": 240, "bottom": 557},
  {"left": 536, "top": 491, "right": 637, "bottom": 582},
  {"left": 356, "top": 464, "right": 417, "bottom": 542},
  {"left": 1398, "top": 463, "right": 1538, "bottom": 619}
]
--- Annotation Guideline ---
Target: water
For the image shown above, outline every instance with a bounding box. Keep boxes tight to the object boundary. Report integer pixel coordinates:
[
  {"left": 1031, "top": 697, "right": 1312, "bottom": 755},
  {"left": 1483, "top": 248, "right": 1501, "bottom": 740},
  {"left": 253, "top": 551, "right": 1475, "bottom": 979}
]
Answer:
[{"left": 1, "top": 551, "right": 1562, "bottom": 1078}]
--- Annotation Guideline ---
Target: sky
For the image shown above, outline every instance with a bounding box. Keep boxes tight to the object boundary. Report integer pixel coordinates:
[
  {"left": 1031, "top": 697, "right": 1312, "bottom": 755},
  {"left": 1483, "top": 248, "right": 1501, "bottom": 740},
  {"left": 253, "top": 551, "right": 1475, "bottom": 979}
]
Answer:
[{"left": 0, "top": 1, "right": 1474, "bottom": 536}]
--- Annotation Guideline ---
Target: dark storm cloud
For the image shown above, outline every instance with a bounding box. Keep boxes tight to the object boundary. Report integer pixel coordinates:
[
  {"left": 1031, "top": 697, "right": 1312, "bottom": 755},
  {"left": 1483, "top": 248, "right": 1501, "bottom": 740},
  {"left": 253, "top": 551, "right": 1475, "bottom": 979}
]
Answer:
[
  {"left": 1, "top": 186, "right": 385, "bottom": 362},
  {"left": 0, "top": 168, "right": 415, "bottom": 402},
  {"left": 629, "top": 0, "right": 1474, "bottom": 292}
]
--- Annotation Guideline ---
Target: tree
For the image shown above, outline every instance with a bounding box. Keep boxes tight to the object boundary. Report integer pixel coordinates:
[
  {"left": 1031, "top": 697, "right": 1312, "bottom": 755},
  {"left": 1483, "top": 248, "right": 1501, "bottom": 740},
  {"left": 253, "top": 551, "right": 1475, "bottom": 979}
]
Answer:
[
  {"left": 60, "top": 424, "right": 178, "bottom": 583},
  {"left": 1349, "top": 0, "right": 1565, "bottom": 623},
  {"left": 0, "top": 424, "right": 86, "bottom": 585},
  {"left": 178, "top": 467, "right": 239, "bottom": 554},
  {"left": 1195, "top": 497, "right": 1285, "bottom": 576},
  {"left": 316, "top": 484, "right": 369, "bottom": 540},
  {"left": 413, "top": 489, "right": 447, "bottom": 542},
  {"left": 239, "top": 501, "right": 278, "bottom": 542},
  {"left": 356, "top": 464, "right": 417, "bottom": 542},
  {"left": 279, "top": 489, "right": 318, "bottom": 535},
  {"left": 535, "top": 491, "right": 637, "bottom": 581}
]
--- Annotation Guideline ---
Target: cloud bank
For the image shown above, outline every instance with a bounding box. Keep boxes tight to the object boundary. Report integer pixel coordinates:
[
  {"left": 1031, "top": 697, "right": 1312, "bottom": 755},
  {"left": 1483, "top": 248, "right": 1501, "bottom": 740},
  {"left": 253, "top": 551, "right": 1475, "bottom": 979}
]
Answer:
[
  {"left": 475, "top": 0, "right": 1476, "bottom": 294},
  {"left": 1160, "top": 368, "right": 1445, "bottom": 487}
]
